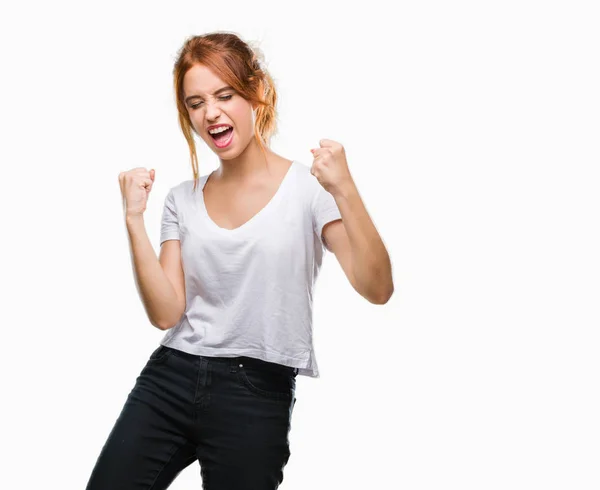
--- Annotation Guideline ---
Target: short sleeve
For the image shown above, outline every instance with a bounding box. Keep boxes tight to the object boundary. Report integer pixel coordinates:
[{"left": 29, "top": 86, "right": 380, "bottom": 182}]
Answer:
[
  {"left": 311, "top": 185, "right": 342, "bottom": 252},
  {"left": 160, "top": 188, "right": 180, "bottom": 245}
]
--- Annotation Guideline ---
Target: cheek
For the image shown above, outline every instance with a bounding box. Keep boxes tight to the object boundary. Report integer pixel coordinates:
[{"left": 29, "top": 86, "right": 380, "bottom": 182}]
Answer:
[
  {"left": 231, "top": 109, "right": 254, "bottom": 135},
  {"left": 190, "top": 116, "right": 206, "bottom": 138}
]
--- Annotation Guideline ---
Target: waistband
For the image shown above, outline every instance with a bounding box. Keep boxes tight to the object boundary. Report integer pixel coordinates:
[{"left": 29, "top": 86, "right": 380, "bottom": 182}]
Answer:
[{"left": 164, "top": 346, "right": 299, "bottom": 377}]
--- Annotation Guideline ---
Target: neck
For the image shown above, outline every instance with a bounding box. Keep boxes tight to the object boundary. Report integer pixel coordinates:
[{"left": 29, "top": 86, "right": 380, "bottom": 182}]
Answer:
[{"left": 215, "top": 137, "right": 274, "bottom": 184}]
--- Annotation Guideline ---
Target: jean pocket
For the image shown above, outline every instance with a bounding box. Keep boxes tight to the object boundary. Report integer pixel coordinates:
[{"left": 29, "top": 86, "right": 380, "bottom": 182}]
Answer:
[
  {"left": 237, "top": 363, "right": 295, "bottom": 402},
  {"left": 148, "top": 345, "right": 171, "bottom": 364}
]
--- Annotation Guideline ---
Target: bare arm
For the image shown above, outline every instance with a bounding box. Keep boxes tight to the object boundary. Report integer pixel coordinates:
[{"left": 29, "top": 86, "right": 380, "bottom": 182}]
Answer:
[
  {"left": 325, "top": 179, "right": 394, "bottom": 305},
  {"left": 125, "top": 214, "right": 185, "bottom": 330}
]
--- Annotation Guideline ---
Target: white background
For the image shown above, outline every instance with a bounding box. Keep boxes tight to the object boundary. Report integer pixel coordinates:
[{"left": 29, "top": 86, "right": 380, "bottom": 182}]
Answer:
[{"left": 1, "top": 1, "right": 599, "bottom": 489}]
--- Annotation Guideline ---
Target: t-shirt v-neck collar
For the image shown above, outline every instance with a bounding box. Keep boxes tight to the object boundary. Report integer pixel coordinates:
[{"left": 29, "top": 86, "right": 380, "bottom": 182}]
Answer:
[{"left": 199, "top": 160, "right": 297, "bottom": 235}]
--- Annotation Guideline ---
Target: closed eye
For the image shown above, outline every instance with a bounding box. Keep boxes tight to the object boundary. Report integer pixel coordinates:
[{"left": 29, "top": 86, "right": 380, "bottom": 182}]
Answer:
[{"left": 190, "top": 94, "right": 232, "bottom": 110}]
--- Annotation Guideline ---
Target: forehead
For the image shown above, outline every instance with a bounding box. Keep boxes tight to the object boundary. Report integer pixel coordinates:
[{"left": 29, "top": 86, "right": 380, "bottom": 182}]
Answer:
[{"left": 183, "top": 64, "right": 226, "bottom": 96}]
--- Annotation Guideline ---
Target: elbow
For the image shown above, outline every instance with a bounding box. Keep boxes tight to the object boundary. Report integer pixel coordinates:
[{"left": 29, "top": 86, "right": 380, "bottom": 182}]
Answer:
[
  {"left": 155, "top": 308, "right": 185, "bottom": 331},
  {"left": 370, "top": 287, "right": 394, "bottom": 305},
  {"left": 355, "top": 263, "right": 394, "bottom": 305},
  {"left": 152, "top": 318, "right": 172, "bottom": 331},
  {"left": 159, "top": 296, "right": 187, "bottom": 330},
  {"left": 355, "top": 280, "right": 394, "bottom": 305},
  {"left": 157, "top": 322, "right": 173, "bottom": 331},
  {"left": 367, "top": 279, "right": 394, "bottom": 305},
  {"left": 157, "top": 319, "right": 177, "bottom": 331}
]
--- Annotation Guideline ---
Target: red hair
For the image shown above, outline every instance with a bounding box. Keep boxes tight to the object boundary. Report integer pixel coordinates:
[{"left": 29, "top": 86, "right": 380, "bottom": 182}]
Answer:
[{"left": 172, "top": 32, "right": 279, "bottom": 191}]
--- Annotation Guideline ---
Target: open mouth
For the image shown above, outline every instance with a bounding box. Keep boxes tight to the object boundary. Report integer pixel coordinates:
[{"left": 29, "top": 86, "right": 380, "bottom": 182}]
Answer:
[{"left": 209, "top": 126, "right": 234, "bottom": 144}]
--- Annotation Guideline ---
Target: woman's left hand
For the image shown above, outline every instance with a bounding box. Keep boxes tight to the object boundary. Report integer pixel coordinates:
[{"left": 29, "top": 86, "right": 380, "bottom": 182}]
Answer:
[{"left": 310, "top": 139, "right": 354, "bottom": 197}]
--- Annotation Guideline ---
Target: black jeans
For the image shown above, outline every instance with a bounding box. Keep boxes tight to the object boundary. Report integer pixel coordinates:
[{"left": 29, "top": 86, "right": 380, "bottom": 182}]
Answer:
[{"left": 85, "top": 345, "right": 298, "bottom": 490}]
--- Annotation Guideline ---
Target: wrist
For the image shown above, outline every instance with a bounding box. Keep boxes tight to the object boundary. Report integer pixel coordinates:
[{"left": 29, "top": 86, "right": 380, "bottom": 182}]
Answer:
[
  {"left": 125, "top": 213, "right": 145, "bottom": 225},
  {"left": 331, "top": 178, "right": 357, "bottom": 200}
]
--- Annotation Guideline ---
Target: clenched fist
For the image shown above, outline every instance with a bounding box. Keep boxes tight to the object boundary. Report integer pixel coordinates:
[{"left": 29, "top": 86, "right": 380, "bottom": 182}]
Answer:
[{"left": 118, "top": 168, "right": 156, "bottom": 218}]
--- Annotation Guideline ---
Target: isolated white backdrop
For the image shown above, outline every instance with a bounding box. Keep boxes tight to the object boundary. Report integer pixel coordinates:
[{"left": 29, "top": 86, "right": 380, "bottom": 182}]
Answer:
[{"left": 1, "top": 1, "right": 599, "bottom": 489}]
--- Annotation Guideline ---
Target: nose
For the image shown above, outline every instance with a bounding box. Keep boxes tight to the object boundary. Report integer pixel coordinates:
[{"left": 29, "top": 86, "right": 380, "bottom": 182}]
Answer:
[{"left": 205, "top": 100, "right": 222, "bottom": 122}]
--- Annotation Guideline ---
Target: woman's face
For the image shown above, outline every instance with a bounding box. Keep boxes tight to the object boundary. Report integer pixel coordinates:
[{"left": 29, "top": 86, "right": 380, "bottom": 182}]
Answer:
[{"left": 183, "top": 63, "right": 256, "bottom": 158}]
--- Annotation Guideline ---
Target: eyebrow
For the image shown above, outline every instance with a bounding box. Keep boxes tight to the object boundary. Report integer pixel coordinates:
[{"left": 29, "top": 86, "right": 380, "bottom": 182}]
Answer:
[{"left": 185, "top": 86, "right": 234, "bottom": 104}]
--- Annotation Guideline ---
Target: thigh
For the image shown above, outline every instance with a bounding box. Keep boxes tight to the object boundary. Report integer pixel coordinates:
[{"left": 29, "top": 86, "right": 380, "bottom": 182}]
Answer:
[
  {"left": 194, "top": 358, "right": 298, "bottom": 490},
  {"left": 86, "top": 347, "right": 197, "bottom": 490}
]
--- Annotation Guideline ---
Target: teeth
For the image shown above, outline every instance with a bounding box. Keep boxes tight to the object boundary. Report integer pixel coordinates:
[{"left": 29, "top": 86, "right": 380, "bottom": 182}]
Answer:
[{"left": 209, "top": 126, "right": 232, "bottom": 135}]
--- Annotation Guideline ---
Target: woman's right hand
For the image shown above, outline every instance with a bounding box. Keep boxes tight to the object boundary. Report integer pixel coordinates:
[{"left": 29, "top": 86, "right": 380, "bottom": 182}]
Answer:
[{"left": 118, "top": 168, "right": 156, "bottom": 218}]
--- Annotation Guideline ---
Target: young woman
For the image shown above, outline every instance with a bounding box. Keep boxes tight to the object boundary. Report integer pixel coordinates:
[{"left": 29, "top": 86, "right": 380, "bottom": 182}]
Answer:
[{"left": 87, "top": 32, "right": 393, "bottom": 489}]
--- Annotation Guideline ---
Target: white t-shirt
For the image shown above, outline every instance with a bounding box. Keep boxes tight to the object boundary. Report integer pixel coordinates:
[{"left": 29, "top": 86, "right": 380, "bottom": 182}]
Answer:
[{"left": 158, "top": 160, "right": 342, "bottom": 378}]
